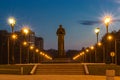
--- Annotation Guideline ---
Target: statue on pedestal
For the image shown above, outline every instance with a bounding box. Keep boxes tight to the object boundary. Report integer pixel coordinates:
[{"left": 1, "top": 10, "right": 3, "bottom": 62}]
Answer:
[{"left": 56, "top": 25, "right": 66, "bottom": 57}]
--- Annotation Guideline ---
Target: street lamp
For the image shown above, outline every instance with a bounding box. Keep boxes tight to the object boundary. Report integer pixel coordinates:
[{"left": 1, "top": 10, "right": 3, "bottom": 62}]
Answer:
[
  {"left": 19, "top": 41, "right": 28, "bottom": 64},
  {"left": 23, "top": 41, "right": 28, "bottom": 46},
  {"left": 8, "top": 17, "right": 16, "bottom": 64},
  {"left": 90, "top": 46, "right": 94, "bottom": 50},
  {"left": 11, "top": 33, "right": 17, "bottom": 64},
  {"left": 95, "top": 28, "right": 100, "bottom": 43},
  {"left": 90, "top": 46, "right": 95, "bottom": 62},
  {"left": 97, "top": 42, "right": 102, "bottom": 46},
  {"left": 30, "top": 45, "right": 34, "bottom": 63},
  {"left": 97, "top": 42, "right": 105, "bottom": 63},
  {"left": 11, "top": 34, "right": 17, "bottom": 40},
  {"left": 107, "top": 35, "right": 113, "bottom": 41},
  {"left": 22, "top": 27, "right": 29, "bottom": 35},
  {"left": 35, "top": 49, "right": 40, "bottom": 63},
  {"left": 8, "top": 17, "right": 16, "bottom": 33},
  {"left": 94, "top": 28, "right": 100, "bottom": 63},
  {"left": 104, "top": 16, "right": 111, "bottom": 34}
]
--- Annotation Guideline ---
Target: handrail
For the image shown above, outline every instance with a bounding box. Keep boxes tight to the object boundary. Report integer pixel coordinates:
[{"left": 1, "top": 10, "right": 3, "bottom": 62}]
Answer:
[
  {"left": 84, "top": 64, "right": 89, "bottom": 75},
  {"left": 30, "top": 64, "right": 38, "bottom": 75}
]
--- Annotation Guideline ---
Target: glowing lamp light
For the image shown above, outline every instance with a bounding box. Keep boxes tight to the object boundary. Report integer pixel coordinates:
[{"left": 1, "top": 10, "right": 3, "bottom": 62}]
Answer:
[
  {"left": 23, "top": 41, "right": 27, "bottom": 46},
  {"left": 107, "top": 35, "right": 113, "bottom": 40},
  {"left": 98, "top": 42, "right": 102, "bottom": 46},
  {"left": 23, "top": 28, "right": 29, "bottom": 35},
  {"left": 95, "top": 28, "right": 100, "bottom": 34},
  {"left": 8, "top": 17, "right": 16, "bottom": 26},
  {"left": 90, "top": 46, "right": 94, "bottom": 50},
  {"left": 104, "top": 16, "right": 111, "bottom": 24},
  {"left": 35, "top": 49, "right": 39, "bottom": 53},
  {"left": 11, "top": 34, "right": 17, "bottom": 40},
  {"left": 30, "top": 45, "right": 34, "bottom": 50}
]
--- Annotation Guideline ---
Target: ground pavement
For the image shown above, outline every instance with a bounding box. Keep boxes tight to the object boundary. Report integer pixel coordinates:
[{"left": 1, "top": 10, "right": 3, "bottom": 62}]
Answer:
[{"left": 0, "top": 75, "right": 120, "bottom": 80}]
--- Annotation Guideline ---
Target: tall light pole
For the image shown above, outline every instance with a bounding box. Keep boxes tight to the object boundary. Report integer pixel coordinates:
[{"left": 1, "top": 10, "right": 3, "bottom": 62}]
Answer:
[
  {"left": 97, "top": 42, "right": 105, "bottom": 63},
  {"left": 85, "top": 49, "right": 89, "bottom": 63},
  {"left": 90, "top": 46, "right": 94, "bottom": 63},
  {"left": 7, "top": 37, "right": 10, "bottom": 64},
  {"left": 20, "top": 41, "right": 28, "bottom": 64},
  {"left": 94, "top": 28, "right": 100, "bottom": 62},
  {"left": 8, "top": 17, "right": 16, "bottom": 64},
  {"left": 11, "top": 33, "right": 17, "bottom": 64},
  {"left": 35, "top": 49, "right": 39, "bottom": 63},
  {"left": 30, "top": 45, "right": 34, "bottom": 63},
  {"left": 95, "top": 28, "right": 100, "bottom": 43}
]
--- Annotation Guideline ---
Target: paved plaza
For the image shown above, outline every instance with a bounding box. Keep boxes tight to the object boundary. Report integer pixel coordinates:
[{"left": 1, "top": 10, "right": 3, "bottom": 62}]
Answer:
[{"left": 0, "top": 75, "right": 120, "bottom": 80}]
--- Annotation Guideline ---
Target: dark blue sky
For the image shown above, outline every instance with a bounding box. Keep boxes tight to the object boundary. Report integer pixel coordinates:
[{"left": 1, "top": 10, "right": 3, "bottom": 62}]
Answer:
[{"left": 0, "top": 0, "right": 120, "bottom": 50}]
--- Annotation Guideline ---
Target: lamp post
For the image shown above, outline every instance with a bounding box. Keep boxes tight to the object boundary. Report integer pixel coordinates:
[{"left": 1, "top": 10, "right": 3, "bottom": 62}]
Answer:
[
  {"left": 11, "top": 33, "right": 17, "bottom": 64},
  {"left": 85, "top": 49, "right": 89, "bottom": 63},
  {"left": 104, "top": 16, "right": 111, "bottom": 64},
  {"left": 97, "top": 42, "right": 105, "bottom": 63},
  {"left": 90, "top": 46, "right": 94, "bottom": 63},
  {"left": 30, "top": 45, "right": 34, "bottom": 63},
  {"left": 7, "top": 37, "right": 10, "bottom": 64},
  {"left": 94, "top": 28, "right": 100, "bottom": 62},
  {"left": 95, "top": 28, "right": 100, "bottom": 43},
  {"left": 8, "top": 17, "right": 16, "bottom": 64},
  {"left": 35, "top": 49, "right": 39, "bottom": 63},
  {"left": 20, "top": 41, "right": 28, "bottom": 64}
]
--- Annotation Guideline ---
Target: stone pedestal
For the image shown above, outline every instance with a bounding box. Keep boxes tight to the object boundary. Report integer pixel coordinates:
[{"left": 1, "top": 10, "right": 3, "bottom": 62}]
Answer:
[{"left": 53, "top": 58, "right": 72, "bottom": 63}]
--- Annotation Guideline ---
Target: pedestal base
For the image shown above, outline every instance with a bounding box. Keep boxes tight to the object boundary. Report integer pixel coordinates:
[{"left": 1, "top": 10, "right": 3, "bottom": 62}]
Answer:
[{"left": 42, "top": 58, "right": 73, "bottom": 63}]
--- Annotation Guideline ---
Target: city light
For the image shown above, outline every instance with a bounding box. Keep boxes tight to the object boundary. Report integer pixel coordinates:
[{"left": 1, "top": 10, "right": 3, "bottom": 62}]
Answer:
[
  {"left": 104, "top": 16, "right": 111, "bottom": 25},
  {"left": 94, "top": 28, "right": 100, "bottom": 34},
  {"left": 107, "top": 35, "right": 113, "bottom": 40},
  {"left": 23, "top": 41, "right": 27, "bottom": 46},
  {"left": 35, "top": 49, "right": 39, "bottom": 53},
  {"left": 90, "top": 46, "right": 94, "bottom": 50},
  {"left": 8, "top": 17, "right": 16, "bottom": 27},
  {"left": 22, "top": 27, "right": 30, "bottom": 35},
  {"left": 30, "top": 45, "right": 34, "bottom": 50},
  {"left": 86, "top": 49, "right": 89, "bottom": 52},
  {"left": 103, "top": 15, "right": 112, "bottom": 33},
  {"left": 97, "top": 42, "right": 102, "bottom": 46},
  {"left": 8, "top": 17, "right": 16, "bottom": 33},
  {"left": 11, "top": 34, "right": 17, "bottom": 40}
]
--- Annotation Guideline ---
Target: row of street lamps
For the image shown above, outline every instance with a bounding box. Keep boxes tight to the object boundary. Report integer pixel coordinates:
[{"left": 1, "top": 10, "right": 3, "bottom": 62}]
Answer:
[
  {"left": 7, "top": 17, "right": 52, "bottom": 64},
  {"left": 73, "top": 15, "right": 115, "bottom": 63}
]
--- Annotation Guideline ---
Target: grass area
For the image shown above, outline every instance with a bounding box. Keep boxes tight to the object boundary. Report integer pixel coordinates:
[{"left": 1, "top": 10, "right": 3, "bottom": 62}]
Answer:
[
  {"left": 0, "top": 64, "right": 34, "bottom": 75},
  {"left": 87, "top": 64, "right": 120, "bottom": 76}
]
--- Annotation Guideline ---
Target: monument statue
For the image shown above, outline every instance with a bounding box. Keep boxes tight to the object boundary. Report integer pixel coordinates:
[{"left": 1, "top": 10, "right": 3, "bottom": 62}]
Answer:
[{"left": 56, "top": 25, "right": 66, "bottom": 57}]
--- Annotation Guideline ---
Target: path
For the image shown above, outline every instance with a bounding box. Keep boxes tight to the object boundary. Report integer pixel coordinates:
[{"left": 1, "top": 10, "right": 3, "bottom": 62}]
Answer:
[{"left": 0, "top": 75, "right": 120, "bottom": 80}]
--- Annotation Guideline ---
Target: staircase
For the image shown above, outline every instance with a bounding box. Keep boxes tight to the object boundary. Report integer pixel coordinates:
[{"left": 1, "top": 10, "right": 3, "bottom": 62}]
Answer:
[{"left": 35, "top": 64, "right": 85, "bottom": 75}]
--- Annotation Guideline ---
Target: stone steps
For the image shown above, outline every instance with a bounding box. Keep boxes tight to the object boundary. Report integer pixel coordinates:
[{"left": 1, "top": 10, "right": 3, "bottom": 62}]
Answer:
[{"left": 34, "top": 64, "right": 85, "bottom": 75}]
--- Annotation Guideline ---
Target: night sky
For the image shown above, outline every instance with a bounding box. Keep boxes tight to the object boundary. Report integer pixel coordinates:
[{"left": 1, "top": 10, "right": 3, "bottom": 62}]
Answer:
[{"left": 0, "top": 0, "right": 120, "bottom": 50}]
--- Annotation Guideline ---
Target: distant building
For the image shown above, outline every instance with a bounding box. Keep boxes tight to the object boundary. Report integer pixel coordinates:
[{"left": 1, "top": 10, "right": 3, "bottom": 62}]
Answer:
[{"left": 35, "top": 37, "right": 44, "bottom": 50}]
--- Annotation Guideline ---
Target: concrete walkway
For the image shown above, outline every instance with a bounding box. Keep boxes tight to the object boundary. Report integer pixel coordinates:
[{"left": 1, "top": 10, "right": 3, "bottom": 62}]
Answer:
[{"left": 0, "top": 75, "right": 120, "bottom": 80}]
